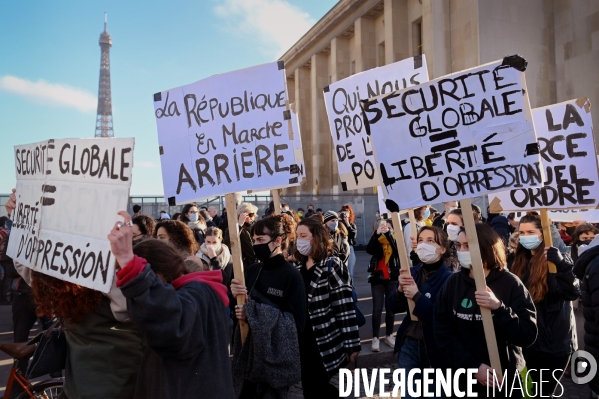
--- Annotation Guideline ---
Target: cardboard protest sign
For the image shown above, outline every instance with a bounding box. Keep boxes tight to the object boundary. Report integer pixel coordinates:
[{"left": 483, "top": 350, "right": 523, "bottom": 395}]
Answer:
[
  {"left": 324, "top": 56, "right": 429, "bottom": 191},
  {"left": 489, "top": 98, "right": 596, "bottom": 212},
  {"left": 7, "top": 138, "right": 135, "bottom": 293},
  {"left": 362, "top": 57, "right": 541, "bottom": 210},
  {"left": 507, "top": 209, "right": 599, "bottom": 223},
  {"left": 153, "top": 62, "right": 303, "bottom": 205}
]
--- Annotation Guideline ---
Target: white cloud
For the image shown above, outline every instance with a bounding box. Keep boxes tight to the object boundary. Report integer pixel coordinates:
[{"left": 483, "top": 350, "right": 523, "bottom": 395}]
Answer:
[
  {"left": 214, "top": 0, "right": 315, "bottom": 57},
  {"left": 0, "top": 76, "right": 97, "bottom": 113},
  {"left": 136, "top": 161, "right": 158, "bottom": 168}
]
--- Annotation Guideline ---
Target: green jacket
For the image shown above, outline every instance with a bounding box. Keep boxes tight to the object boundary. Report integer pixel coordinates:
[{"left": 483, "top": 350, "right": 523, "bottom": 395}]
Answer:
[{"left": 64, "top": 296, "right": 144, "bottom": 399}]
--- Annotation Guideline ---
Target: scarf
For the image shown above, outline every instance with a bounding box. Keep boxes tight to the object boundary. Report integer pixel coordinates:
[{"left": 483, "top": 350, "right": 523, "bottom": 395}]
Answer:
[
  {"left": 197, "top": 243, "right": 232, "bottom": 271},
  {"left": 376, "top": 234, "right": 392, "bottom": 280}
]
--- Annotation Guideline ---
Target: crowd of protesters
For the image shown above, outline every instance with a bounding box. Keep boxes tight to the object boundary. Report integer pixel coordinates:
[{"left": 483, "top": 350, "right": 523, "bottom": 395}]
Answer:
[{"left": 1, "top": 191, "right": 598, "bottom": 398}]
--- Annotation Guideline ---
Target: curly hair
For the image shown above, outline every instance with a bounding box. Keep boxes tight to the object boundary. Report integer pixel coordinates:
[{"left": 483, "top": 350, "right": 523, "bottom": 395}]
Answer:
[
  {"left": 155, "top": 220, "right": 199, "bottom": 256},
  {"left": 31, "top": 271, "right": 103, "bottom": 325},
  {"left": 132, "top": 214, "right": 156, "bottom": 236}
]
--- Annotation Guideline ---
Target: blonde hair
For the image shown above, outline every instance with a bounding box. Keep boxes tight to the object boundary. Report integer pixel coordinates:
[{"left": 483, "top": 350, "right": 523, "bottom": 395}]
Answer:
[{"left": 237, "top": 202, "right": 258, "bottom": 217}]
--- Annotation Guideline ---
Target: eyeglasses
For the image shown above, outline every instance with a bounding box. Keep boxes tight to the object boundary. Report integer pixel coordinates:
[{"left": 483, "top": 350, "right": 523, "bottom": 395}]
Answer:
[{"left": 248, "top": 213, "right": 255, "bottom": 218}]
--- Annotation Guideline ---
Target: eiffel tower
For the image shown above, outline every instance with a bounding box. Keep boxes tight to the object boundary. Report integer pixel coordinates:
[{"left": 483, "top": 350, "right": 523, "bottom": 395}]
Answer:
[{"left": 94, "top": 13, "right": 114, "bottom": 137}]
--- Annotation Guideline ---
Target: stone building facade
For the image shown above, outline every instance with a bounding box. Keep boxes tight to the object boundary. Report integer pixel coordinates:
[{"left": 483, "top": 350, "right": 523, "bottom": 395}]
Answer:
[{"left": 280, "top": 0, "right": 599, "bottom": 195}]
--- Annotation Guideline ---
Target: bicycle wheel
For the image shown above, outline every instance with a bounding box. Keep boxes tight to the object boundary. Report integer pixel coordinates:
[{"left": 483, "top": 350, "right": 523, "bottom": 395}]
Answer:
[{"left": 18, "top": 381, "right": 63, "bottom": 399}]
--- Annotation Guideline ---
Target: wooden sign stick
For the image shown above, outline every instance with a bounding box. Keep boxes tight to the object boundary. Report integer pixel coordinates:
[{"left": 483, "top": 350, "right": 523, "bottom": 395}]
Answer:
[
  {"left": 271, "top": 189, "right": 282, "bottom": 216},
  {"left": 461, "top": 198, "right": 503, "bottom": 380},
  {"left": 390, "top": 211, "right": 418, "bottom": 321},
  {"left": 540, "top": 209, "right": 557, "bottom": 273},
  {"left": 225, "top": 193, "right": 249, "bottom": 344}
]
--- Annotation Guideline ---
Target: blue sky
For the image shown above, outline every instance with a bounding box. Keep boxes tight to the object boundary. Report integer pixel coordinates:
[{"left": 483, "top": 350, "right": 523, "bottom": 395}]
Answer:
[{"left": 0, "top": 0, "right": 337, "bottom": 195}]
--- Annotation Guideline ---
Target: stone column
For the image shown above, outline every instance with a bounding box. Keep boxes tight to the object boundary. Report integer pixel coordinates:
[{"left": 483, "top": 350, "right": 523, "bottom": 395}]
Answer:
[
  {"left": 355, "top": 16, "right": 376, "bottom": 73},
  {"left": 422, "top": 0, "right": 450, "bottom": 78},
  {"left": 295, "top": 66, "right": 313, "bottom": 194},
  {"left": 384, "top": 0, "right": 409, "bottom": 65},
  {"left": 330, "top": 37, "right": 351, "bottom": 193},
  {"left": 311, "top": 53, "right": 331, "bottom": 194}
]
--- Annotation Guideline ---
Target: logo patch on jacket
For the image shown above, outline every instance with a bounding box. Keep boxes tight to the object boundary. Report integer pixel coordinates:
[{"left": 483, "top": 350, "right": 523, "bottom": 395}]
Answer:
[
  {"left": 460, "top": 298, "right": 473, "bottom": 309},
  {"left": 267, "top": 287, "right": 284, "bottom": 297}
]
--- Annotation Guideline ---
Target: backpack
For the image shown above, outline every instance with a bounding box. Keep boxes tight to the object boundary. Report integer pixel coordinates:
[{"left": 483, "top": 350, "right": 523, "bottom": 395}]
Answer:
[
  {"left": 0, "top": 228, "right": 18, "bottom": 279},
  {"left": 327, "top": 258, "right": 366, "bottom": 327}
]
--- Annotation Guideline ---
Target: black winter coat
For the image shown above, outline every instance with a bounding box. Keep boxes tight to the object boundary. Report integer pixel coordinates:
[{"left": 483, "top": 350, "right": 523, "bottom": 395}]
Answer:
[
  {"left": 434, "top": 268, "right": 537, "bottom": 377},
  {"left": 520, "top": 253, "right": 579, "bottom": 357},
  {"left": 366, "top": 231, "right": 402, "bottom": 281},
  {"left": 574, "top": 245, "right": 599, "bottom": 393}
]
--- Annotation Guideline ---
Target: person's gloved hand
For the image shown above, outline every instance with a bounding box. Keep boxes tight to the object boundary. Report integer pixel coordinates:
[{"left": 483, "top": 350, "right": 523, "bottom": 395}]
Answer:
[{"left": 545, "top": 246, "right": 564, "bottom": 265}]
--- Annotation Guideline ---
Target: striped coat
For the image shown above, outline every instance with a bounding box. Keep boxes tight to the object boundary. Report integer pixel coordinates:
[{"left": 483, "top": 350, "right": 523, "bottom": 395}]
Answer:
[{"left": 296, "top": 256, "right": 361, "bottom": 375}]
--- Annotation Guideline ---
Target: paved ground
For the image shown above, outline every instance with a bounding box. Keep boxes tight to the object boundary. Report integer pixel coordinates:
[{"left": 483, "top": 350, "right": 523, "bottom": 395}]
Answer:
[{"left": 0, "top": 251, "right": 594, "bottom": 398}]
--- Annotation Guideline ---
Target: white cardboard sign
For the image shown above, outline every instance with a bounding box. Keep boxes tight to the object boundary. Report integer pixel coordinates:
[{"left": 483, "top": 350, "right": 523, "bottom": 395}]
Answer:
[
  {"left": 324, "top": 56, "right": 429, "bottom": 191},
  {"left": 363, "top": 59, "right": 541, "bottom": 210},
  {"left": 506, "top": 209, "right": 599, "bottom": 223},
  {"left": 488, "top": 98, "right": 596, "bottom": 212},
  {"left": 7, "top": 138, "right": 135, "bottom": 293},
  {"left": 153, "top": 62, "right": 303, "bottom": 205}
]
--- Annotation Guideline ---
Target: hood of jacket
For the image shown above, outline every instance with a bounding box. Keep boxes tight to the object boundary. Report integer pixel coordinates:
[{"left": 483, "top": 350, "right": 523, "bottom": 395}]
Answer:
[{"left": 172, "top": 270, "right": 229, "bottom": 307}]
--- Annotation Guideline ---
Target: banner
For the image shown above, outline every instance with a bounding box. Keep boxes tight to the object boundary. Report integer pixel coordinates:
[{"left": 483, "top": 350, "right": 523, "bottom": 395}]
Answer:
[
  {"left": 506, "top": 209, "right": 599, "bottom": 223},
  {"left": 324, "top": 55, "right": 429, "bottom": 191},
  {"left": 7, "top": 138, "right": 135, "bottom": 293},
  {"left": 153, "top": 61, "right": 303, "bottom": 205},
  {"left": 488, "top": 98, "right": 596, "bottom": 212},
  {"left": 363, "top": 58, "right": 541, "bottom": 210}
]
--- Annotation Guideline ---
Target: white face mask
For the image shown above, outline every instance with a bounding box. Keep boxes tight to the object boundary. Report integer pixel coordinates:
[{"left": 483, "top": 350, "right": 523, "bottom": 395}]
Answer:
[
  {"left": 296, "top": 239, "right": 312, "bottom": 256},
  {"left": 416, "top": 243, "right": 440, "bottom": 264},
  {"left": 448, "top": 207, "right": 457, "bottom": 213},
  {"left": 457, "top": 251, "right": 472, "bottom": 269},
  {"left": 446, "top": 224, "right": 461, "bottom": 241}
]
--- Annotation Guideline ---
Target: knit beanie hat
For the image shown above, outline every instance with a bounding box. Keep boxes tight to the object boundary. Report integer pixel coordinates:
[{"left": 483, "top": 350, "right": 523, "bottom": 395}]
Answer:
[{"left": 323, "top": 210, "right": 338, "bottom": 224}]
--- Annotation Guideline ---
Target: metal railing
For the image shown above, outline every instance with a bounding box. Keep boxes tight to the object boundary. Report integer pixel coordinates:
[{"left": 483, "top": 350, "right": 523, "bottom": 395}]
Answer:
[{"left": 0, "top": 193, "right": 490, "bottom": 246}]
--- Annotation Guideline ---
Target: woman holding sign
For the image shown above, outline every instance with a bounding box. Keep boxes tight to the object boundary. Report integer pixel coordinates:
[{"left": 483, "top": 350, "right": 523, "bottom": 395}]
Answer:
[
  {"left": 435, "top": 224, "right": 537, "bottom": 397},
  {"left": 389, "top": 226, "right": 452, "bottom": 398},
  {"left": 511, "top": 214, "right": 580, "bottom": 397}
]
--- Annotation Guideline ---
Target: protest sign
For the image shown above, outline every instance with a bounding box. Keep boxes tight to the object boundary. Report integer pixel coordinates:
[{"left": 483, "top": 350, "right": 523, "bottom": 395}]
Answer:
[
  {"left": 489, "top": 98, "right": 596, "bottom": 212},
  {"left": 362, "top": 57, "right": 541, "bottom": 210},
  {"left": 7, "top": 138, "right": 135, "bottom": 293},
  {"left": 324, "top": 56, "right": 429, "bottom": 191},
  {"left": 507, "top": 209, "right": 599, "bottom": 223},
  {"left": 153, "top": 61, "right": 303, "bottom": 205}
]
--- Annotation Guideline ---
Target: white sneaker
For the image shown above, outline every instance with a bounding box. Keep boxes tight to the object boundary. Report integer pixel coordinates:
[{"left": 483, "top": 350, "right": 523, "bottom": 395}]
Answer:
[
  {"left": 384, "top": 335, "right": 396, "bottom": 348},
  {"left": 371, "top": 337, "right": 380, "bottom": 352}
]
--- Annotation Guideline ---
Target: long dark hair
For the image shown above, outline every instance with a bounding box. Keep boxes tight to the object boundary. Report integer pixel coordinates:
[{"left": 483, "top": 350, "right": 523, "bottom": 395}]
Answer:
[
  {"left": 133, "top": 239, "right": 188, "bottom": 282},
  {"left": 510, "top": 214, "right": 547, "bottom": 302},
  {"left": 473, "top": 223, "right": 507, "bottom": 271},
  {"left": 180, "top": 203, "right": 205, "bottom": 224}
]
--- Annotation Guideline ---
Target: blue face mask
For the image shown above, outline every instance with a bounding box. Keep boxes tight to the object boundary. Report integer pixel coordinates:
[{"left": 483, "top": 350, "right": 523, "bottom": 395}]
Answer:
[
  {"left": 189, "top": 213, "right": 199, "bottom": 222},
  {"left": 424, "top": 209, "right": 431, "bottom": 219},
  {"left": 327, "top": 221, "right": 338, "bottom": 232},
  {"left": 519, "top": 235, "right": 541, "bottom": 250}
]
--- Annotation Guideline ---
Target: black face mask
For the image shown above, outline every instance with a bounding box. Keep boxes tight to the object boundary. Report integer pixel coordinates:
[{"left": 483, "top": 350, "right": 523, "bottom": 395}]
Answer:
[
  {"left": 566, "top": 226, "right": 576, "bottom": 236},
  {"left": 253, "top": 241, "right": 278, "bottom": 263}
]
